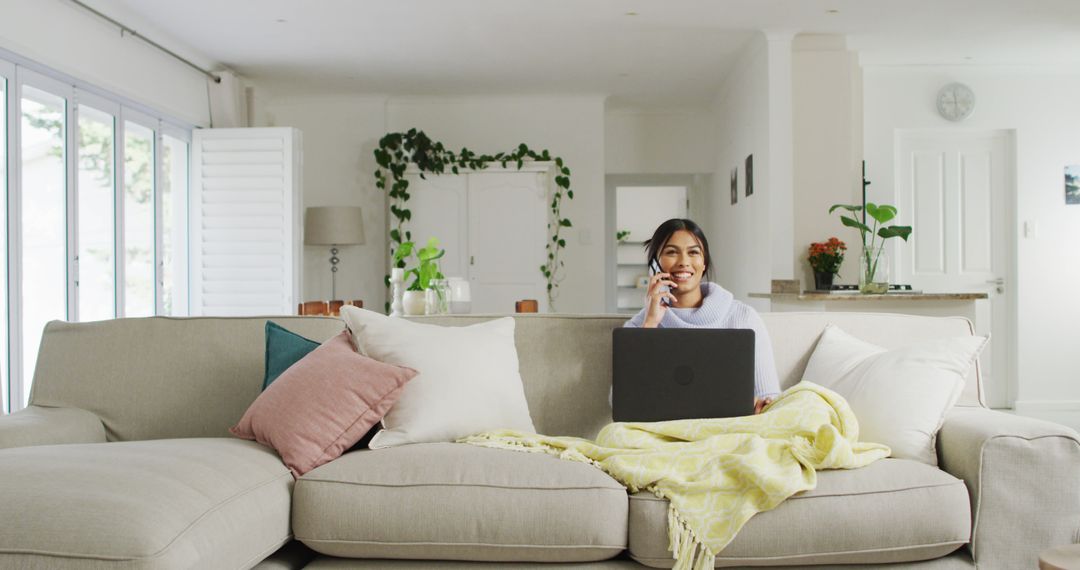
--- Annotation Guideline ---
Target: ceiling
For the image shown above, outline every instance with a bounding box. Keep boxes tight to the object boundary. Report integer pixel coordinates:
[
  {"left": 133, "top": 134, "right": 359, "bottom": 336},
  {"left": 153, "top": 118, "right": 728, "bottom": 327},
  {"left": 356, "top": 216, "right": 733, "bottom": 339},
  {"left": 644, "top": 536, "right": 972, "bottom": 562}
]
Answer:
[{"left": 82, "top": 0, "right": 1080, "bottom": 107}]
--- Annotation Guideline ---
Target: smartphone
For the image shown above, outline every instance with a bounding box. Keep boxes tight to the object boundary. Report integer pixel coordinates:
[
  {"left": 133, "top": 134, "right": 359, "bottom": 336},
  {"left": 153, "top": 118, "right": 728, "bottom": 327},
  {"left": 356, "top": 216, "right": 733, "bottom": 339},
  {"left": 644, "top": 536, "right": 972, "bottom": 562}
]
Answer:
[{"left": 649, "top": 259, "right": 671, "bottom": 306}]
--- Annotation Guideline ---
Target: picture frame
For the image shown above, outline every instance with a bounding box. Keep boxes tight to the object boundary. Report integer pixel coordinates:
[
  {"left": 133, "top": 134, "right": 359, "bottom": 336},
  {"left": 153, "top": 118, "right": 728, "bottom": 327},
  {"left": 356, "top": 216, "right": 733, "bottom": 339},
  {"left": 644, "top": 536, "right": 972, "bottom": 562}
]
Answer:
[
  {"left": 745, "top": 154, "right": 754, "bottom": 197},
  {"left": 730, "top": 168, "right": 738, "bottom": 205},
  {"left": 1067, "top": 165, "right": 1079, "bottom": 205}
]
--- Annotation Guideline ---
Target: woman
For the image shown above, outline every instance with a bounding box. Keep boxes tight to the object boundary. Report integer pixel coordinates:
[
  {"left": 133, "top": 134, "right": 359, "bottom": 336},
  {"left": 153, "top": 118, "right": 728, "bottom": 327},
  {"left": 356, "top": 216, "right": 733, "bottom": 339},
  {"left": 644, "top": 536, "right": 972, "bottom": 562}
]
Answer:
[{"left": 626, "top": 218, "right": 780, "bottom": 414}]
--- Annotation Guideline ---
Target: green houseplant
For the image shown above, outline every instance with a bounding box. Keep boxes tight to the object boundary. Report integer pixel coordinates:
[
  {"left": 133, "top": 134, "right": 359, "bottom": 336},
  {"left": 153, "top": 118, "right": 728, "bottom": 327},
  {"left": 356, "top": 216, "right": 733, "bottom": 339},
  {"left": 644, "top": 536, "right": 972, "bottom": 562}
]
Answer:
[
  {"left": 829, "top": 203, "right": 912, "bottom": 294},
  {"left": 392, "top": 237, "right": 446, "bottom": 315}
]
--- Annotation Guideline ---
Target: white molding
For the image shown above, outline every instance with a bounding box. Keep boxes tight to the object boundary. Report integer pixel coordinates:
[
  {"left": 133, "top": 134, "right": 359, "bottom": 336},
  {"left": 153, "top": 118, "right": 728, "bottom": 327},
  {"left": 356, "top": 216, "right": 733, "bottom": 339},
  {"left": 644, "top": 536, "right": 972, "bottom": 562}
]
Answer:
[{"left": 404, "top": 161, "right": 555, "bottom": 175}]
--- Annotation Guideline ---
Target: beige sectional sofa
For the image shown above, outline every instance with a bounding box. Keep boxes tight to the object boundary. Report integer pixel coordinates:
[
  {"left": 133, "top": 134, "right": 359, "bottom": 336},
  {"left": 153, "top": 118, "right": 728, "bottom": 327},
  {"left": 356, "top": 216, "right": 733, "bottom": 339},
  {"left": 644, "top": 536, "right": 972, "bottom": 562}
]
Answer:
[{"left": 0, "top": 312, "right": 1077, "bottom": 569}]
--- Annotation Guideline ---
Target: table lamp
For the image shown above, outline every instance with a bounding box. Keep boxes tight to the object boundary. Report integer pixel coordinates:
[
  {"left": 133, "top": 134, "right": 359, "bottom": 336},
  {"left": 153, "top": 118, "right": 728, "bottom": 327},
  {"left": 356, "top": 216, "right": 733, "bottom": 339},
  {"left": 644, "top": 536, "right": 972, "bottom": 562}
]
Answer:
[{"left": 304, "top": 206, "right": 365, "bottom": 300}]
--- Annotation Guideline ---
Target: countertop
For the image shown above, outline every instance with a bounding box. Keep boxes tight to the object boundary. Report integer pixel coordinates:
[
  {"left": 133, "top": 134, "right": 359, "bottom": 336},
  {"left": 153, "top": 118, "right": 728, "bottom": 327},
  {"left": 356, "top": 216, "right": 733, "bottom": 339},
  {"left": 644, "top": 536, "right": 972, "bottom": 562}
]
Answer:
[{"left": 749, "top": 292, "right": 988, "bottom": 301}]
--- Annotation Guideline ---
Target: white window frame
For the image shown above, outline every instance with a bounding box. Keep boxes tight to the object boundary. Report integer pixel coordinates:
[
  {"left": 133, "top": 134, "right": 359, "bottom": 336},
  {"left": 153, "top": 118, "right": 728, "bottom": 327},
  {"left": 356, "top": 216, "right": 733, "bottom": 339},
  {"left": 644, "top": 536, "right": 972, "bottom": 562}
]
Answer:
[
  {"left": 119, "top": 107, "right": 159, "bottom": 318},
  {"left": 160, "top": 124, "right": 191, "bottom": 316},
  {"left": 0, "top": 59, "right": 14, "bottom": 415},
  {"left": 72, "top": 90, "right": 121, "bottom": 322},
  {"left": 0, "top": 49, "right": 195, "bottom": 413},
  {"left": 13, "top": 68, "right": 74, "bottom": 412}
]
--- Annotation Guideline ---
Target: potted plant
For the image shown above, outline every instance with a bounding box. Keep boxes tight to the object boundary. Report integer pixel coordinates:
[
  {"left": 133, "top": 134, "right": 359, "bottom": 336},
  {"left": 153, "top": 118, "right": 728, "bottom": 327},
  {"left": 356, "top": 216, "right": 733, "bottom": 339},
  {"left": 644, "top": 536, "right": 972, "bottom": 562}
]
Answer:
[
  {"left": 808, "top": 237, "right": 846, "bottom": 291},
  {"left": 829, "top": 202, "right": 912, "bottom": 294},
  {"left": 393, "top": 237, "right": 446, "bottom": 315}
]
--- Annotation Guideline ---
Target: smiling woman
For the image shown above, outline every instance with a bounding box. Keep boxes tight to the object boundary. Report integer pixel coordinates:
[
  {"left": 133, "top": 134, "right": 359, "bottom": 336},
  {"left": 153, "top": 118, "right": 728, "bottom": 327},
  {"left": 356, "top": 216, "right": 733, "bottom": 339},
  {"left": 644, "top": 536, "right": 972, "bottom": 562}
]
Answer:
[{"left": 624, "top": 218, "right": 781, "bottom": 412}]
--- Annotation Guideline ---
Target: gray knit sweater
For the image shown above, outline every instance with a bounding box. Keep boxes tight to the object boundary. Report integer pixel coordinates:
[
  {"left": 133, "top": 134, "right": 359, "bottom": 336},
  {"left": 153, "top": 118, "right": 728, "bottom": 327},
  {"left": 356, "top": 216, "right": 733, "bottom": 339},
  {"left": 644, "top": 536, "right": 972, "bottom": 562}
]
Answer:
[{"left": 624, "top": 282, "right": 781, "bottom": 399}]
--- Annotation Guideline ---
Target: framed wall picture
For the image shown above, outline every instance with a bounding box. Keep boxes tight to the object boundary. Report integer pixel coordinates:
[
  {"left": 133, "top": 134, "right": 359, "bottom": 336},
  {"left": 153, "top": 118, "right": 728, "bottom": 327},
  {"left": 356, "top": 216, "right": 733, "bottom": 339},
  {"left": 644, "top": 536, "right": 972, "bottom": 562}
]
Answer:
[
  {"left": 745, "top": 154, "right": 754, "bottom": 197},
  {"left": 730, "top": 168, "right": 738, "bottom": 205},
  {"left": 1067, "top": 165, "right": 1079, "bottom": 205}
]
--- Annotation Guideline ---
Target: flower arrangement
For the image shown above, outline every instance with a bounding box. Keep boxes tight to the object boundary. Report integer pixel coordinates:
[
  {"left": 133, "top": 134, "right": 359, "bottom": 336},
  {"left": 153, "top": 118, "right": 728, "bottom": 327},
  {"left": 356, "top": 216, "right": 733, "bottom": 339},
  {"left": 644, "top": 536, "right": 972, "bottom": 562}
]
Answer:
[{"left": 808, "top": 237, "right": 847, "bottom": 275}]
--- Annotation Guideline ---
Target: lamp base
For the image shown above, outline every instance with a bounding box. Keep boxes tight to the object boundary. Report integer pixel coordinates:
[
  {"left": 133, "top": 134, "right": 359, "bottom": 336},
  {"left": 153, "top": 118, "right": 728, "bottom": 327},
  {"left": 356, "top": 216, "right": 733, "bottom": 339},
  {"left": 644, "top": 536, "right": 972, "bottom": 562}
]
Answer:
[{"left": 329, "top": 246, "right": 340, "bottom": 300}]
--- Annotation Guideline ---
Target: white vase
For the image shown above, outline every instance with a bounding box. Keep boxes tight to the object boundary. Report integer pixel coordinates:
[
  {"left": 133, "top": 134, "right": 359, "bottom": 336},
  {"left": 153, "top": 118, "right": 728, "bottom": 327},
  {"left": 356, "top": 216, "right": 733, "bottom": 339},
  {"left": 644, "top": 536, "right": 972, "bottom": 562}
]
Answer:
[{"left": 402, "top": 290, "right": 427, "bottom": 316}]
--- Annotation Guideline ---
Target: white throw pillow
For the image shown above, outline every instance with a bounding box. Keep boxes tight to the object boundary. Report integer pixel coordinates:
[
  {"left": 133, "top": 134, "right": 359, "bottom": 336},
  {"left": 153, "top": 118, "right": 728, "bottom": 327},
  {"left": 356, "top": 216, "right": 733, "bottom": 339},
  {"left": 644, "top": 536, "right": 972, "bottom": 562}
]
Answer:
[
  {"left": 340, "top": 307, "right": 535, "bottom": 448},
  {"left": 800, "top": 324, "right": 988, "bottom": 465}
]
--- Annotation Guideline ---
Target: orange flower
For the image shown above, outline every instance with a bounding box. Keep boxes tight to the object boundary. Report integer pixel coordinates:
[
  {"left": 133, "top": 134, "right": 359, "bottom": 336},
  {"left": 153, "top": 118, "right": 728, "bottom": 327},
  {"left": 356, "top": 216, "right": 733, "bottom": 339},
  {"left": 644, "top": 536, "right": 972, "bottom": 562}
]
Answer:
[{"left": 808, "top": 237, "right": 846, "bottom": 273}]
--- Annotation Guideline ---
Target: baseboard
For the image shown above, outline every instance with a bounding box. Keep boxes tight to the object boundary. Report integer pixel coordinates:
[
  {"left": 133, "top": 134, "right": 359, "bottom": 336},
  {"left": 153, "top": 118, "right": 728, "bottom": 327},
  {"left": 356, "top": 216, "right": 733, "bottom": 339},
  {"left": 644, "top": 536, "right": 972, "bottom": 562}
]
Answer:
[{"left": 1012, "top": 400, "right": 1080, "bottom": 432}]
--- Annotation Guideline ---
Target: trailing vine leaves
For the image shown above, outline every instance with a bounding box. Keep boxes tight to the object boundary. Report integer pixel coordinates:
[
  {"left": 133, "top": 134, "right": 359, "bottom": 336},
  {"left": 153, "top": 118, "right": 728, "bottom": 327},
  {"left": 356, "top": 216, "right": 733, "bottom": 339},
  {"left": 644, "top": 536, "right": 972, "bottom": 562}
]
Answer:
[{"left": 375, "top": 129, "right": 573, "bottom": 313}]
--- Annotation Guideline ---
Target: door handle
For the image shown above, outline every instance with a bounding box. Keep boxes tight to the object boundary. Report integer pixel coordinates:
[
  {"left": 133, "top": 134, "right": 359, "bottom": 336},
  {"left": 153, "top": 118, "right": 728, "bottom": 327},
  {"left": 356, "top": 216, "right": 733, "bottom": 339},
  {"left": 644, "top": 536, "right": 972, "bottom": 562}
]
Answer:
[{"left": 985, "top": 278, "right": 1004, "bottom": 285}]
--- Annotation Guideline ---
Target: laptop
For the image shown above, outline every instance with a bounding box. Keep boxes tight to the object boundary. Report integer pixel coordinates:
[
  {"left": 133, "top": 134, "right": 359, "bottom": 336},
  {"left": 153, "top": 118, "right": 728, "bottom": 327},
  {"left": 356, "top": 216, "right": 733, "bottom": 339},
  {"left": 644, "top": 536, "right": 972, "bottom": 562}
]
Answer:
[{"left": 612, "top": 328, "right": 756, "bottom": 422}]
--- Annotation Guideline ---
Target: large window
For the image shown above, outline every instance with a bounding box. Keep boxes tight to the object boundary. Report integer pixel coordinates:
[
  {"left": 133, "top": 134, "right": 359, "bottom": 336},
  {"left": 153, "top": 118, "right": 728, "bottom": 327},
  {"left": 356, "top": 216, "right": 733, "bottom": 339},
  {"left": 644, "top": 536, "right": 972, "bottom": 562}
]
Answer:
[
  {"left": 0, "top": 70, "right": 8, "bottom": 413},
  {"left": 77, "top": 104, "right": 116, "bottom": 322},
  {"left": 20, "top": 84, "right": 67, "bottom": 409},
  {"left": 0, "top": 57, "right": 191, "bottom": 413},
  {"left": 161, "top": 133, "right": 189, "bottom": 316},
  {"left": 123, "top": 120, "right": 155, "bottom": 317}
]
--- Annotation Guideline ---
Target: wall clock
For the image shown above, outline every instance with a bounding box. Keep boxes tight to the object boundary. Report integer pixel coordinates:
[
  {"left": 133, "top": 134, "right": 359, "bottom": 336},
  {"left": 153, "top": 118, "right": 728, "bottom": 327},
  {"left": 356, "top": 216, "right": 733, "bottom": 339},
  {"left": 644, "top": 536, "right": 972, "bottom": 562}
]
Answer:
[{"left": 936, "top": 82, "right": 976, "bottom": 122}]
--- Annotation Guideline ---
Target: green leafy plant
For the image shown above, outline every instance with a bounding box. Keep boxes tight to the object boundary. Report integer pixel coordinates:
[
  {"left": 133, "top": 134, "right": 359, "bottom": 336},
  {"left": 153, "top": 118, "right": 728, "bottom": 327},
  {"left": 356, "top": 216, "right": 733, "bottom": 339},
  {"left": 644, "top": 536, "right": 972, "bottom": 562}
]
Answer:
[
  {"left": 375, "top": 129, "right": 573, "bottom": 312},
  {"left": 829, "top": 202, "right": 912, "bottom": 291},
  {"left": 392, "top": 237, "right": 446, "bottom": 292},
  {"left": 616, "top": 230, "right": 631, "bottom": 242}
]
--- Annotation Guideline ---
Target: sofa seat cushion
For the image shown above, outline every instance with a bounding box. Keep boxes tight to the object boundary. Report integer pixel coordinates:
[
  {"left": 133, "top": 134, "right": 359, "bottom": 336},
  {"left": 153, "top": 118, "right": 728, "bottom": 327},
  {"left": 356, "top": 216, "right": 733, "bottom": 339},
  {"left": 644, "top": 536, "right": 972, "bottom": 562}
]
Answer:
[
  {"left": 293, "top": 443, "right": 628, "bottom": 562},
  {"left": 0, "top": 438, "right": 293, "bottom": 569},
  {"left": 628, "top": 458, "right": 971, "bottom": 568}
]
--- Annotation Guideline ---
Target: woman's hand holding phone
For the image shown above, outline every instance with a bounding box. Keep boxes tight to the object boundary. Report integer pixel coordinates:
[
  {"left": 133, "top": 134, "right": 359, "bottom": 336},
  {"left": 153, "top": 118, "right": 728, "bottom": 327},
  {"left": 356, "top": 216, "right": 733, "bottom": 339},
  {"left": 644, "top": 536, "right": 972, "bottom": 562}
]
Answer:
[{"left": 643, "top": 260, "right": 677, "bottom": 328}]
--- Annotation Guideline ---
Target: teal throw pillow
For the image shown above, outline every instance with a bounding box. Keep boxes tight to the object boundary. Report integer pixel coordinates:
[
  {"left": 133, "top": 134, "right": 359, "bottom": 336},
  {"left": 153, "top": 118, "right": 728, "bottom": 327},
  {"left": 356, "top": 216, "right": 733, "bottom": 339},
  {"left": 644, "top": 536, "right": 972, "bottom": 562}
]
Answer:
[{"left": 263, "top": 321, "right": 320, "bottom": 390}]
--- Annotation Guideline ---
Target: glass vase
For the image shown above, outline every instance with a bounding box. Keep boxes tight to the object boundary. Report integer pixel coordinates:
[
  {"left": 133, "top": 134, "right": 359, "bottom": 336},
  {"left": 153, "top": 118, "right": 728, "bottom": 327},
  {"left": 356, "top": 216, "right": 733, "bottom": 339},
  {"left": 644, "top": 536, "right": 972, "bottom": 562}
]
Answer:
[
  {"left": 425, "top": 279, "right": 450, "bottom": 315},
  {"left": 859, "top": 247, "right": 889, "bottom": 294}
]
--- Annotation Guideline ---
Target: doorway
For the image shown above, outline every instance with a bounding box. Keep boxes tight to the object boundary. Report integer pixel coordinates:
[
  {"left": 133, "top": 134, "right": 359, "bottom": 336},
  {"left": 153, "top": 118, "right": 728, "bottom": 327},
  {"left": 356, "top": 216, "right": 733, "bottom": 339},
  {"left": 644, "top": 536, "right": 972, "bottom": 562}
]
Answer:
[
  {"left": 605, "top": 174, "right": 709, "bottom": 314},
  {"left": 894, "top": 129, "right": 1017, "bottom": 408}
]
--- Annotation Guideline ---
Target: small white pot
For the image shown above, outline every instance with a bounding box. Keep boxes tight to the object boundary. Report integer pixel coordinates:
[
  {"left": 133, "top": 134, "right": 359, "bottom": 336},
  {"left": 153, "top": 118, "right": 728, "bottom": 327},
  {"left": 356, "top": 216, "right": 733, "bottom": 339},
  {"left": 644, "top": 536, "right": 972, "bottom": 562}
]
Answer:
[{"left": 402, "top": 290, "right": 427, "bottom": 316}]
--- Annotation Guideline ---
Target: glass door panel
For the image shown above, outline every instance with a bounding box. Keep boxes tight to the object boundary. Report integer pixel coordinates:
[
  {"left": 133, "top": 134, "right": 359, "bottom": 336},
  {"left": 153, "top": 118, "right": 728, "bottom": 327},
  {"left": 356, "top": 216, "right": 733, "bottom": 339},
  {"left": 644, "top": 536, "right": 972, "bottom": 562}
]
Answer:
[
  {"left": 20, "top": 85, "right": 67, "bottom": 407},
  {"left": 123, "top": 120, "right": 154, "bottom": 317},
  {"left": 77, "top": 105, "right": 115, "bottom": 321},
  {"left": 0, "top": 75, "right": 7, "bottom": 412},
  {"left": 161, "top": 134, "right": 188, "bottom": 316}
]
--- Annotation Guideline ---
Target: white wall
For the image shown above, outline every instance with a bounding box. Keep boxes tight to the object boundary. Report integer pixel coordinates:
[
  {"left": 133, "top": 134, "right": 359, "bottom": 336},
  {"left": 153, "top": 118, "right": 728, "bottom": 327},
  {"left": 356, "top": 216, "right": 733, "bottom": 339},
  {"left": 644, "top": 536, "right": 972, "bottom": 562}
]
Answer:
[
  {"left": 262, "top": 95, "right": 607, "bottom": 313},
  {"left": 605, "top": 107, "right": 716, "bottom": 174},
  {"left": 792, "top": 35, "right": 863, "bottom": 287},
  {"left": 707, "top": 33, "right": 793, "bottom": 309},
  {"left": 262, "top": 95, "right": 390, "bottom": 307},
  {"left": 863, "top": 66, "right": 1080, "bottom": 424},
  {"left": 0, "top": 0, "right": 211, "bottom": 126}
]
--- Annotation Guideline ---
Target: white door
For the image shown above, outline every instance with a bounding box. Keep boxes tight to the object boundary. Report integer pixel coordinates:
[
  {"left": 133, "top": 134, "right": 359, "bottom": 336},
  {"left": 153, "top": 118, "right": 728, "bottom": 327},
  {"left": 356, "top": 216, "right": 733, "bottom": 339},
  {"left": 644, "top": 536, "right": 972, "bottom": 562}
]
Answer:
[
  {"left": 895, "top": 130, "right": 1014, "bottom": 407},
  {"left": 467, "top": 172, "right": 548, "bottom": 313},
  {"left": 403, "top": 173, "right": 468, "bottom": 281}
]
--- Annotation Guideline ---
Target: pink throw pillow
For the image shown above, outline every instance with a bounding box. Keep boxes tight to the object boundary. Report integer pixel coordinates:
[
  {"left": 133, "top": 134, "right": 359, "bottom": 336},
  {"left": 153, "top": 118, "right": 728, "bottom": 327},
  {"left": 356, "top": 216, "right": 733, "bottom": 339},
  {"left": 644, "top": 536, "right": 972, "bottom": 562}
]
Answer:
[{"left": 230, "top": 331, "right": 417, "bottom": 477}]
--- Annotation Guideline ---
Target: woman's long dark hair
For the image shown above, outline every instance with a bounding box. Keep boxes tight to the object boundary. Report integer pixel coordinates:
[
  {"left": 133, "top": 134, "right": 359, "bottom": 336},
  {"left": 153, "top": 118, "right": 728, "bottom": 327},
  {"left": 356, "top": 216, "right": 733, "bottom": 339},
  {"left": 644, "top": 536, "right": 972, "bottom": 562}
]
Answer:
[{"left": 644, "top": 218, "right": 713, "bottom": 282}]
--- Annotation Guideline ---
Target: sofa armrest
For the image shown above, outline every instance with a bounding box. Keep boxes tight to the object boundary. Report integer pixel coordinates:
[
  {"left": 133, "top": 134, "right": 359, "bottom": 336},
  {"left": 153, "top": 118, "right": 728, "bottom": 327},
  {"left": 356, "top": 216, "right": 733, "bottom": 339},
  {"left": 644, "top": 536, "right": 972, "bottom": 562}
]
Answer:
[
  {"left": 938, "top": 407, "right": 1080, "bottom": 569},
  {"left": 0, "top": 405, "right": 107, "bottom": 450}
]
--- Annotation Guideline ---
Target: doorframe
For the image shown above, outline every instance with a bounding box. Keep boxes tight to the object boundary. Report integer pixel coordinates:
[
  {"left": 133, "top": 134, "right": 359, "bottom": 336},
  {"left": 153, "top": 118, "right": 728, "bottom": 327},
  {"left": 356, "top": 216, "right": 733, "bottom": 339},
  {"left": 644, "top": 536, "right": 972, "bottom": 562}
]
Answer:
[
  {"left": 604, "top": 173, "right": 709, "bottom": 314},
  {"left": 892, "top": 128, "right": 1018, "bottom": 408}
]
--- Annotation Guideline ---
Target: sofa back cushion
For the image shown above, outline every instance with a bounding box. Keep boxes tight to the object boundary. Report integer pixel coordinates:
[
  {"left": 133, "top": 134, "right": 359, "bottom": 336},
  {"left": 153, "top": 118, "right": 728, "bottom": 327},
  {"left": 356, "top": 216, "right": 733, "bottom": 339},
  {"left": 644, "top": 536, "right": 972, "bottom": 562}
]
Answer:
[
  {"left": 759, "top": 312, "right": 984, "bottom": 408},
  {"left": 29, "top": 311, "right": 983, "bottom": 442},
  {"left": 30, "top": 316, "right": 346, "bottom": 442}
]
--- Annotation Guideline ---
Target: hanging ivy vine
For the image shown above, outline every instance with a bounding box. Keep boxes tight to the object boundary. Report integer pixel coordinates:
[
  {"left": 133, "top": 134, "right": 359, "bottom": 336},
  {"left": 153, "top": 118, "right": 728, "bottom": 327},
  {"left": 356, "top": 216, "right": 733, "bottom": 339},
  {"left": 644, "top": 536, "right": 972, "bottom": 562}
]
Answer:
[{"left": 374, "top": 129, "right": 574, "bottom": 312}]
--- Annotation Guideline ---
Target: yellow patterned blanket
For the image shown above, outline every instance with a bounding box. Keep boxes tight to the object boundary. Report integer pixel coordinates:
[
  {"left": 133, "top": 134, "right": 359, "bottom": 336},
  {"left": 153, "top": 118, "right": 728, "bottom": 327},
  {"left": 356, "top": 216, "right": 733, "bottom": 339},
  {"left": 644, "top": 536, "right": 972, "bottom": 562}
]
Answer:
[{"left": 459, "top": 381, "right": 889, "bottom": 570}]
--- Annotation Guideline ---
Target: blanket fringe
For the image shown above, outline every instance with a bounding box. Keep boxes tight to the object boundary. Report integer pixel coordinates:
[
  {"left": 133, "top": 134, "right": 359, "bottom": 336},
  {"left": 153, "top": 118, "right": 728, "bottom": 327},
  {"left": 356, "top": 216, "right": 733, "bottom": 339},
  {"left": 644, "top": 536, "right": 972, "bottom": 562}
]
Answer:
[{"left": 668, "top": 504, "right": 716, "bottom": 570}]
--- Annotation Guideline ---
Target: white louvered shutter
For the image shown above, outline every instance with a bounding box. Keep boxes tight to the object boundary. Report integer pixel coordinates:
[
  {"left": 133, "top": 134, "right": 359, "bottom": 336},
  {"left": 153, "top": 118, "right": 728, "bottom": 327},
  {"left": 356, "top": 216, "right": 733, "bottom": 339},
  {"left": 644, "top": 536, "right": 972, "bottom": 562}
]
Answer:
[{"left": 190, "top": 128, "right": 303, "bottom": 316}]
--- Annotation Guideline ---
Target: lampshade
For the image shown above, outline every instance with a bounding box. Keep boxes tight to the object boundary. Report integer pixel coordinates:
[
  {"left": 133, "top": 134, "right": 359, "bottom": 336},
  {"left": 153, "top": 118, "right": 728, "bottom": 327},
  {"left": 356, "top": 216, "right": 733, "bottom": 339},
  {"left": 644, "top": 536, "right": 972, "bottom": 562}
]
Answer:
[{"left": 304, "top": 207, "right": 365, "bottom": 245}]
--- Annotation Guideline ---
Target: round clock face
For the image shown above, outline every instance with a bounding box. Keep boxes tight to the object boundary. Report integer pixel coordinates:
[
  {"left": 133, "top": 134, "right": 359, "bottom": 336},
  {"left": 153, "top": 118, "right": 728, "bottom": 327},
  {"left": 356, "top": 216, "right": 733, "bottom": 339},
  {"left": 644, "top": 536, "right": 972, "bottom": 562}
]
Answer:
[{"left": 937, "top": 82, "right": 976, "bottom": 122}]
